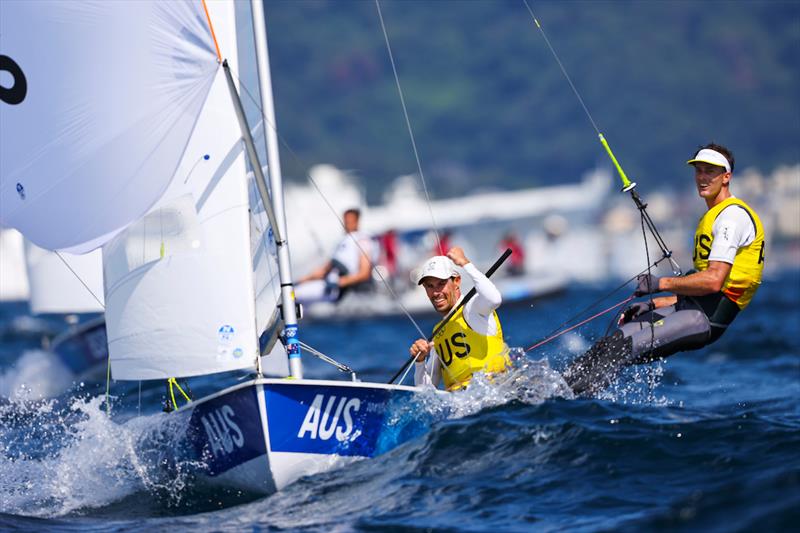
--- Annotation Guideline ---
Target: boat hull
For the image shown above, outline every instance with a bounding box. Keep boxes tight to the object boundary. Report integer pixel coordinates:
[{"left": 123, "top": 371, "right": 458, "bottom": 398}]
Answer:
[
  {"left": 181, "top": 378, "right": 433, "bottom": 494},
  {"left": 48, "top": 314, "right": 108, "bottom": 378}
]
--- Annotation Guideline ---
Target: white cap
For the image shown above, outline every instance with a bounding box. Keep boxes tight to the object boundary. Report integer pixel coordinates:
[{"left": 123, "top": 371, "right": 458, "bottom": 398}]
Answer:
[
  {"left": 687, "top": 148, "right": 731, "bottom": 173},
  {"left": 413, "top": 255, "right": 459, "bottom": 285}
]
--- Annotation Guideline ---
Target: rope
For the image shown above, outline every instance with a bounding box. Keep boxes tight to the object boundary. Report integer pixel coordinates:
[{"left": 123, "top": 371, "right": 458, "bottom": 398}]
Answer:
[
  {"left": 53, "top": 252, "right": 105, "bottom": 310},
  {"left": 639, "top": 209, "right": 657, "bottom": 359},
  {"left": 398, "top": 354, "right": 415, "bottom": 384},
  {"left": 53, "top": 251, "right": 113, "bottom": 416},
  {"left": 525, "top": 296, "right": 633, "bottom": 352},
  {"left": 201, "top": 0, "right": 222, "bottom": 63},
  {"left": 522, "top": 0, "right": 602, "bottom": 137},
  {"left": 297, "top": 340, "right": 355, "bottom": 375},
  {"left": 523, "top": 0, "right": 681, "bottom": 276},
  {"left": 167, "top": 377, "right": 192, "bottom": 411},
  {"left": 105, "top": 355, "right": 111, "bottom": 416},
  {"left": 232, "top": 67, "right": 429, "bottom": 341},
  {"left": 374, "top": 0, "right": 442, "bottom": 254}
]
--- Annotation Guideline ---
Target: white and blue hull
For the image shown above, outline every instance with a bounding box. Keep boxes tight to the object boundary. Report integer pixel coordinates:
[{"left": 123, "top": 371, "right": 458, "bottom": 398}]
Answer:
[{"left": 179, "top": 378, "right": 434, "bottom": 494}]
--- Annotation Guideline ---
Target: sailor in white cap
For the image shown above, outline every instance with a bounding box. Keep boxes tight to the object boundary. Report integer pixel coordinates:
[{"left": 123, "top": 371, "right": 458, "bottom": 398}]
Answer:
[
  {"left": 565, "top": 143, "right": 765, "bottom": 396},
  {"left": 409, "top": 246, "right": 508, "bottom": 391}
]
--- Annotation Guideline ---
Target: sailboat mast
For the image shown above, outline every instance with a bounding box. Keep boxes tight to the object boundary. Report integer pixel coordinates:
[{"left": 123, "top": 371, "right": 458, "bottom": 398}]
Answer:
[{"left": 250, "top": 0, "right": 303, "bottom": 379}]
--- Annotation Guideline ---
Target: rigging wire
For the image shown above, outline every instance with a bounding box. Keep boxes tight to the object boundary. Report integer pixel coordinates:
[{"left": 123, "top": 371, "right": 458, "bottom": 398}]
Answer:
[
  {"left": 521, "top": 0, "right": 601, "bottom": 137},
  {"left": 374, "top": 0, "right": 471, "bottom": 387},
  {"left": 53, "top": 252, "right": 105, "bottom": 310},
  {"left": 525, "top": 295, "right": 633, "bottom": 352},
  {"left": 297, "top": 340, "right": 357, "bottom": 378},
  {"left": 374, "top": 0, "right": 443, "bottom": 255},
  {"left": 231, "top": 67, "right": 429, "bottom": 341},
  {"left": 52, "top": 251, "right": 113, "bottom": 415},
  {"left": 521, "top": 0, "right": 681, "bottom": 276},
  {"left": 639, "top": 209, "right": 657, "bottom": 358},
  {"left": 524, "top": 257, "right": 669, "bottom": 353}
]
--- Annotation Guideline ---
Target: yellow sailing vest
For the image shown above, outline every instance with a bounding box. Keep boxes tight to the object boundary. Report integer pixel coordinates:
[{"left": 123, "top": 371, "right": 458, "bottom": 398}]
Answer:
[
  {"left": 432, "top": 305, "right": 508, "bottom": 391},
  {"left": 692, "top": 197, "right": 765, "bottom": 309}
]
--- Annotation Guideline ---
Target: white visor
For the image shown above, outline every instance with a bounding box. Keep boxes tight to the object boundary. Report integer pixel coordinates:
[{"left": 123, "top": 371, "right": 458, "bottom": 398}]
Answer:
[{"left": 687, "top": 149, "right": 731, "bottom": 172}]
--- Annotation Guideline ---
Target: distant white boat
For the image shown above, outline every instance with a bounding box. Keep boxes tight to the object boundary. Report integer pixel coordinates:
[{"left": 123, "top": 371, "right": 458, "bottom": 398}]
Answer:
[{"left": 302, "top": 271, "right": 567, "bottom": 322}]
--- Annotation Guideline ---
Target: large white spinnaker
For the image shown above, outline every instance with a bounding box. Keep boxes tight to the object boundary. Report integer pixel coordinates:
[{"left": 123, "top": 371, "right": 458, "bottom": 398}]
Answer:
[
  {"left": 104, "top": 0, "right": 287, "bottom": 380},
  {"left": 24, "top": 241, "right": 104, "bottom": 315},
  {"left": 0, "top": 1, "right": 218, "bottom": 253}
]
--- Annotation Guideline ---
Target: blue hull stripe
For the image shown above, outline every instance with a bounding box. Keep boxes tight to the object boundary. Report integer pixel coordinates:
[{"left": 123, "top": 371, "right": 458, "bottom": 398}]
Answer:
[{"left": 264, "top": 383, "right": 428, "bottom": 457}]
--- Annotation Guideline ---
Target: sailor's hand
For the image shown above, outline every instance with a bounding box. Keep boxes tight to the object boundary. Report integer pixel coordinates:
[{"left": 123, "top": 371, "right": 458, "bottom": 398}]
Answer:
[
  {"left": 409, "top": 339, "right": 433, "bottom": 362},
  {"left": 634, "top": 273, "right": 662, "bottom": 296},
  {"left": 618, "top": 301, "right": 654, "bottom": 326},
  {"left": 447, "top": 246, "right": 469, "bottom": 267},
  {"left": 324, "top": 279, "right": 340, "bottom": 297}
]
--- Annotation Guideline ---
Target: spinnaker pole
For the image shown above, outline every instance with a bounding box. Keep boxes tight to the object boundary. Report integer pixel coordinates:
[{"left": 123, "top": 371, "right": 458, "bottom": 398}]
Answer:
[{"left": 249, "top": 0, "right": 303, "bottom": 378}]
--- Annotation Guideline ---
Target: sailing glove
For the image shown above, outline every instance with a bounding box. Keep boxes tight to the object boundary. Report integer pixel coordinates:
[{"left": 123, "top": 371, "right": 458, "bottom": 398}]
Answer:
[
  {"left": 633, "top": 273, "right": 661, "bottom": 296},
  {"left": 618, "top": 301, "right": 655, "bottom": 325}
]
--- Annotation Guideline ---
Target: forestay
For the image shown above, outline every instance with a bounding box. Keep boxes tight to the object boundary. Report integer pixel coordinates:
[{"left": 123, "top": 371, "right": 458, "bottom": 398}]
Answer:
[{"left": 0, "top": 1, "right": 217, "bottom": 253}]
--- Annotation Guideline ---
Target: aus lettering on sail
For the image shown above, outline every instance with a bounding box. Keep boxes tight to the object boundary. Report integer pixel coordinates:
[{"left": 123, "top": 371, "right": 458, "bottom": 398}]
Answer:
[
  {"left": 201, "top": 405, "right": 244, "bottom": 458},
  {"left": 298, "top": 394, "right": 361, "bottom": 442}
]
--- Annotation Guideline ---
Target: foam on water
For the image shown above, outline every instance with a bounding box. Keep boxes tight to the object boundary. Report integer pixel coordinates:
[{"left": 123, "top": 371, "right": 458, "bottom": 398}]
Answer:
[
  {"left": 0, "top": 394, "right": 202, "bottom": 518},
  {"left": 406, "top": 348, "right": 575, "bottom": 424},
  {"left": 0, "top": 344, "right": 674, "bottom": 520}
]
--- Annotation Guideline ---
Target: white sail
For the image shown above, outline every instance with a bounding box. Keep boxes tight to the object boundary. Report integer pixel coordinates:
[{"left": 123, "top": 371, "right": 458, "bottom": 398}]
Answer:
[
  {"left": 0, "top": 229, "right": 30, "bottom": 302},
  {"left": 104, "top": 0, "right": 273, "bottom": 380},
  {"left": 0, "top": 0, "right": 218, "bottom": 253},
  {"left": 24, "top": 241, "right": 104, "bottom": 315}
]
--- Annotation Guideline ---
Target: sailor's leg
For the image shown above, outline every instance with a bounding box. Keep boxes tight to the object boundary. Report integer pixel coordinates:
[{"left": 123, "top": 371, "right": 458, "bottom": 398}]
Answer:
[
  {"left": 294, "top": 280, "right": 337, "bottom": 305},
  {"left": 624, "top": 308, "right": 711, "bottom": 364},
  {"left": 564, "top": 304, "right": 711, "bottom": 396}
]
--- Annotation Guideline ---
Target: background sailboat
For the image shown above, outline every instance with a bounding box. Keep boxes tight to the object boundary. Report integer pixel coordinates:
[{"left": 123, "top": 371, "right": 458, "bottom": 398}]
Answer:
[{"left": 23, "top": 242, "right": 108, "bottom": 378}]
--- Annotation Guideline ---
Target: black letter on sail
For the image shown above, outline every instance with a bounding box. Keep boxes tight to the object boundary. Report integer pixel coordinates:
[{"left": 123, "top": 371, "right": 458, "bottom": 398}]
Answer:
[{"left": 0, "top": 55, "right": 27, "bottom": 105}]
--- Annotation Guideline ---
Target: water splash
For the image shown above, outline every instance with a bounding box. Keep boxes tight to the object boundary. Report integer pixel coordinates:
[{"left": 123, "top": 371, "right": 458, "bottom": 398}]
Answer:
[
  {"left": 0, "top": 394, "right": 205, "bottom": 518},
  {"left": 0, "top": 350, "right": 75, "bottom": 400},
  {"left": 409, "top": 348, "right": 574, "bottom": 422}
]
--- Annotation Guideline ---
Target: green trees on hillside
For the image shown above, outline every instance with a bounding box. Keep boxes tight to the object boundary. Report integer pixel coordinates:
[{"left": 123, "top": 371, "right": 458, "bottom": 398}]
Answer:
[{"left": 261, "top": 0, "right": 800, "bottom": 201}]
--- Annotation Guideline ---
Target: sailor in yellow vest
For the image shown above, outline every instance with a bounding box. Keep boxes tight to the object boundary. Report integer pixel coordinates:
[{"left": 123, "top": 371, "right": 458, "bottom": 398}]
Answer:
[
  {"left": 566, "top": 143, "right": 765, "bottom": 395},
  {"left": 409, "top": 247, "right": 508, "bottom": 391}
]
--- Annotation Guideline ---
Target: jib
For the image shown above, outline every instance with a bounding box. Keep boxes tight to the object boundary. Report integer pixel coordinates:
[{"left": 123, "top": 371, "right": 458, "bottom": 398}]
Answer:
[
  {"left": 297, "top": 394, "right": 361, "bottom": 441},
  {"left": 201, "top": 404, "right": 244, "bottom": 458}
]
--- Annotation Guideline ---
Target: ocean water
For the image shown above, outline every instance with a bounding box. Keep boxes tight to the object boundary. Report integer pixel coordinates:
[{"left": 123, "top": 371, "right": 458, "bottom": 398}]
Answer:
[{"left": 1, "top": 272, "right": 798, "bottom": 532}]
